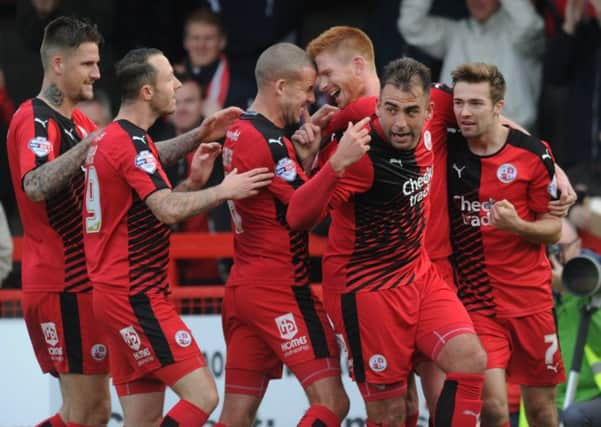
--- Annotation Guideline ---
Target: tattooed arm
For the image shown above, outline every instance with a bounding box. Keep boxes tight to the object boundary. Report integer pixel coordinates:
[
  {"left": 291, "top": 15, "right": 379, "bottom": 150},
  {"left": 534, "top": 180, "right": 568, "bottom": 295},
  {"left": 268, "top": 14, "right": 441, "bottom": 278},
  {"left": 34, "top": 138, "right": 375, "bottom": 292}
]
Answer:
[
  {"left": 146, "top": 167, "right": 273, "bottom": 224},
  {"left": 155, "top": 106, "right": 243, "bottom": 166},
  {"left": 23, "top": 133, "right": 96, "bottom": 202}
]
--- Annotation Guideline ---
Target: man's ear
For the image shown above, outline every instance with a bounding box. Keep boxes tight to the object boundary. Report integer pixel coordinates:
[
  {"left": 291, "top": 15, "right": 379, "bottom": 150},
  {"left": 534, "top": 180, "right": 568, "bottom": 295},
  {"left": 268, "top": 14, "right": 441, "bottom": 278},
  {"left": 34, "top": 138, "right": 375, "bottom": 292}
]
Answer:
[
  {"left": 352, "top": 55, "right": 366, "bottom": 76},
  {"left": 51, "top": 55, "right": 64, "bottom": 76},
  {"left": 275, "top": 78, "right": 286, "bottom": 96},
  {"left": 141, "top": 84, "right": 154, "bottom": 101}
]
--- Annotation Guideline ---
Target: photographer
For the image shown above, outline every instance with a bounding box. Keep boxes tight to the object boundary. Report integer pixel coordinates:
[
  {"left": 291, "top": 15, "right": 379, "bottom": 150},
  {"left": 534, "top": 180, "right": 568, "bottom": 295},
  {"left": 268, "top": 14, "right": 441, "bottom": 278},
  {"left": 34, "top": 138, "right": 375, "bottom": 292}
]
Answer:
[{"left": 549, "top": 218, "right": 601, "bottom": 426}]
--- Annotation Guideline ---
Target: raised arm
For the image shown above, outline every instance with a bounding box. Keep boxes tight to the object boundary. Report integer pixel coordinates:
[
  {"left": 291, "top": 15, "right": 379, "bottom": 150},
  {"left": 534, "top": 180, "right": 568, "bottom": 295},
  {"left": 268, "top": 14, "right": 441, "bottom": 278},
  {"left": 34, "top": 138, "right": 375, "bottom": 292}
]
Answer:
[{"left": 398, "top": 0, "right": 453, "bottom": 59}]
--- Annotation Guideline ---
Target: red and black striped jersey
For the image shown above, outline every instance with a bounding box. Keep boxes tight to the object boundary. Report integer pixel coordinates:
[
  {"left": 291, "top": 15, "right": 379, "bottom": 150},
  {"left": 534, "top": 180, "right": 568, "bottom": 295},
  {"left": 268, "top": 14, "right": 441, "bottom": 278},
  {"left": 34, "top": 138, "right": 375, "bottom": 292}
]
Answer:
[
  {"left": 223, "top": 112, "right": 310, "bottom": 287},
  {"left": 83, "top": 120, "right": 171, "bottom": 296},
  {"left": 7, "top": 98, "right": 97, "bottom": 292},
  {"left": 447, "top": 128, "right": 557, "bottom": 317},
  {"left": 322, "top": 117, "right": 434, "bottom": 294}
]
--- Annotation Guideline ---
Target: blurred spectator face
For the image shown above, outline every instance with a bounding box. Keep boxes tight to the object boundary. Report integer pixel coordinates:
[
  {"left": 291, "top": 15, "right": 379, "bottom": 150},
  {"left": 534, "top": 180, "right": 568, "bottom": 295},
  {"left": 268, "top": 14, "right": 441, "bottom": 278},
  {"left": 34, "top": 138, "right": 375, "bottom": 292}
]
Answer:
[
  {"left": 184, "top": 21, "right": 225, "bottom": 67},
  {"left": 77, "top": 100, "right": 111, "bottom": 127},
  {"left": 171, "top": 80, "right": 204, "bottom": 133},
  {"left": 453, "top": 81, "right": 503, "bottom": 139},
  {"left": 148, "top": 54, "right": 182, "bottom": 116},
  {"left": 314, "top": 50, "right": 365, "bottom": 109},
  {"left": 61, "top": 42, "right": 101, "bottom": 102},
  {"left": 466, "top": 0, "right": 501, "bottom": 22},
  {"left": 280, "top": 66, "right": 316, "bottom": 128}
]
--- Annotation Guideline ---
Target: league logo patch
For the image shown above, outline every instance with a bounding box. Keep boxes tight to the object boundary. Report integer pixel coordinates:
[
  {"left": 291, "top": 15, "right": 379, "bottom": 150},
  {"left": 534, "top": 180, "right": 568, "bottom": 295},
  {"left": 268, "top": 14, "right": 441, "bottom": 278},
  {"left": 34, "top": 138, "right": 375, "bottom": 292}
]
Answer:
[
  {"left": 91, "top": 344, "right": 107, "bottom": 361},
  {"left": 40, "top": 322, "right": 59, "bottom": 346},
  {"left": 222, "top": 147, "right": 233, "bottom": 169},
  {"left": 423, "top": 130, "right": 432, "bottom": 151},
  {"left": 120, "top": 326, "right": 141, "bottom": 351},
  {"left": 28, "top": 137, "right": 53, "bottom": 157},
  {"left": 135, "top": 150, "right": 158, "bottom": 174},
  {"left": 275, "top": 313, "right": 298, "bottom": 340},
  {"left": 497, "top": 163, "right": 517, "bottom": 184},
  {"left": 175, "top": 330, "right": 192, "bottom": 348},
  {"left": 369, "top": 354, "right": 387, "bottom": 372},
  {"left": 548, "top": 175, "right": 558, "bottom": 198},
  {"left": 275, "top": 157, "right": 297, "bottom": 182}
]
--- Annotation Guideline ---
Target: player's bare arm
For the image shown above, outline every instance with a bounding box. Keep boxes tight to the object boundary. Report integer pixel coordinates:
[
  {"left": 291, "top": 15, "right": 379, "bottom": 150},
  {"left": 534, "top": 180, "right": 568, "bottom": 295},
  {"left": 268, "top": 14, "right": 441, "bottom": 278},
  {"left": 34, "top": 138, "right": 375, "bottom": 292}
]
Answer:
[
  {"left": 146, "top": 167, "right": 273, "bottom": 224},
  {"left": 548, "top": 164, "right": 576, "bottom": 217},
  {"left": 41, "top": 83, "right": 64, "bottom": 107},
  {"left": 174, "top": 142, "right": 221, "bottom": 192},
  {"left": 156, "top": 106, "right": 243, "bottom": 166},
  {"left": 23, "top": 129, "right": 99, "bottom": 202},
  {"left": 490, "top": 199, "right": 561, "bottom": 244}
]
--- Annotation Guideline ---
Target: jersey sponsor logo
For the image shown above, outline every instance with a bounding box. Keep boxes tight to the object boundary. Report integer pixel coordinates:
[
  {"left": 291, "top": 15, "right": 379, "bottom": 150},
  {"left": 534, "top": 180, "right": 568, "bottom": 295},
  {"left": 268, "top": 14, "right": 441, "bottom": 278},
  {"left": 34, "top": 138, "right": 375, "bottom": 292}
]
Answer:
[
  {"left": 368, "top": 354, "right": 387, "bottom": 372},
  {"left": 268, "top": 137, "right": 284, "bottom": 147},
  {"left": 34, "top": 117, "right": 49, "bottom": 128},
  {"left": 275, "top": 313, "right": 298, "bottom": 340},
  {"left": 63, "top": 127, "right": 76, "bottom": 141},
  {"left": 175, "top": 330, "right": 192, "bottom": 348},
  {"left": 497, "top": 163, "right": 517, "bottom": 183},
  {"left": 120, "top": 325, "right": 142, "bottom": 351},
  {"left": 28, "top": 136, "right": 53, "bottom": 157},
  {"left": 135, "top": 150, "right": 158, "bottom": 174},
  {"left": 90, "top": 343, "right": 107, "bottom": 361},
  {"left": 423, "top": 130, "right": 432, "bottom": 151},
  {"left": 275, "top": 157, "right": 297, "bottom": 182},
  {"left": 548, "top": 175, "right": 558, "bottom": 198},
  {"left": 40, "top": 322, "right": 59, "bottom": 346},
  {"left": 454, "top": 195, "right": 496, "bottom": 227},
  {"left": 452, "top": 163, "right": 466, "bottom": 179},
  {"left": 226, "top": 129, "right": 240, "bottom": 141},
  {"left": 403, "top": 166, "right": 432, "bottom": 207}
]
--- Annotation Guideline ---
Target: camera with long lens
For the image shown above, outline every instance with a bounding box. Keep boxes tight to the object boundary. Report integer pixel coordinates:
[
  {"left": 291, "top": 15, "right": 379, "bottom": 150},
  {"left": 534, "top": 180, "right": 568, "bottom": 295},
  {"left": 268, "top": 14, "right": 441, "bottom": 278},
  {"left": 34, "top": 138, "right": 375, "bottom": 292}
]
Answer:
[{"left": 561, "top": 253, "right": 601, "bottom": 297}]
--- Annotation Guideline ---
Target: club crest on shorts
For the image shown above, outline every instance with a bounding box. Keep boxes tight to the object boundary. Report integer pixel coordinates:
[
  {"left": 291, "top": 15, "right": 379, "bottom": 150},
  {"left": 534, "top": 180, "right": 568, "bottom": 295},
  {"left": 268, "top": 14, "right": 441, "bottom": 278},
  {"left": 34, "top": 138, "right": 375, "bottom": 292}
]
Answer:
[
  {"left": 40, "top": 322, "right": 59, "bottom": 346},
  {"left": 91, "top": 343, "right": 107, "bottom": 361},
  {"left": 135, "top": 150, "right": 158, "bottom": 174},
  {"left": 497, "top": 163, "right": 517, "bottom": 183},
  {"left": 28, "top": 137, "right": 53, "bottom": 157},
  {"left": 120, "top": 325, "right": 141, "bottom": 351},
  {"left": 275, "top": 313, "right": 298, "bottom": 340},
  {"left": 275, "top": 157, "right": 297, "bottom": 182},
  {"left": 369, "top": 354, "right": 388, "bottom": 372},
  {"left": 175, "top": 330, "right": 192, "bottom": 347},
  {"left": 423, "top": 130, "right": 432, "bottom": 151}
]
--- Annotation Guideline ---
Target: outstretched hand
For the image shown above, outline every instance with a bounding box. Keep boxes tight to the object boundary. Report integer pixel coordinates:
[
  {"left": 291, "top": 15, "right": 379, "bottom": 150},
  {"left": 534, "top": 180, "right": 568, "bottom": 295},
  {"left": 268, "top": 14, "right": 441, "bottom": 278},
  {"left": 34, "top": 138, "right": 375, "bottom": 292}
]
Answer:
[
  {"left": 219, "top": 167, "right": 274, "bottom": 200},
  {"left": 198, "top": 106, "right": 244, "bottom": 142}
]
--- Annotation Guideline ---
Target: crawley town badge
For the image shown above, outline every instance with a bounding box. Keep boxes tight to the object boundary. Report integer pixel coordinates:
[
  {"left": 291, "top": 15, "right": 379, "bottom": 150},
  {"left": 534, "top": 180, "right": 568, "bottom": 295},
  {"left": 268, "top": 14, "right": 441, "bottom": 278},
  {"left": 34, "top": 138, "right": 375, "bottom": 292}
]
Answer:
[
  {"left": 120, "top": 325, "right": 142, "bottom": 351},
  {"left": 91, "top": 343, "right": 107, "bottom": 361},
  {"left": 423, "top": 130, "right": 432, "bottom": 151},
  {"left": 369, "top": 354, "right": 388, "bottom": 372},
  {"left": 28, "top": 137, "right": 53, "bottom": 157},
  {"left": 175, "top": 330, "right": 192, "bottom": 347},
  {"left": 497, "top": 163, "right": 517, "bottom": 184},
  {"left": 135, "top": 150, "right": 158, "bottom": 174},
  {"left": 275, "top": 157, "right": 297, "bottom": 182},
  {"left": 40, "top": 322, "right": 59, "bottom": 346}
]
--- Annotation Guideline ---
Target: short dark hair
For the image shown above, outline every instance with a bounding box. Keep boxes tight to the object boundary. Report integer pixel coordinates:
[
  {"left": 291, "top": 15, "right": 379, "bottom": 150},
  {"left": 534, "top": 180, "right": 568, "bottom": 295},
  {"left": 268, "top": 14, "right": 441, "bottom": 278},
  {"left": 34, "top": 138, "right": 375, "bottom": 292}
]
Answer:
[
  {"left": 40, "top": 16, "right": 103, "bottom": 70},
  {"left": 381, "top": 57, "right": 431, "bottom": 98},
  {"left": 451, "top": 62, "right": 506, "bottom": 104},
  {"left": 115, "top": 48, "right": 163, "bottom": 102}
]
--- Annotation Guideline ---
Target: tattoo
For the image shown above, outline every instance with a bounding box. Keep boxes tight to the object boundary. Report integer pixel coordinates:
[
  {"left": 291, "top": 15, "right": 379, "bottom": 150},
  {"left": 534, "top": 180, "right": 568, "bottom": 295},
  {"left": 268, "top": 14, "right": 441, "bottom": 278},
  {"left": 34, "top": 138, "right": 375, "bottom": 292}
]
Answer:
[
  {"left": 155, "top": 128, "right": 201, "bottom": 167},
  {"left": 43, "top": 84, "right": 64, "bottom": 107},
  {"left": 23, "top": 136, "right": 92, "bottom": 202},
  {"left": 146, "top": 186, "right": 223, "bottom": 224}
]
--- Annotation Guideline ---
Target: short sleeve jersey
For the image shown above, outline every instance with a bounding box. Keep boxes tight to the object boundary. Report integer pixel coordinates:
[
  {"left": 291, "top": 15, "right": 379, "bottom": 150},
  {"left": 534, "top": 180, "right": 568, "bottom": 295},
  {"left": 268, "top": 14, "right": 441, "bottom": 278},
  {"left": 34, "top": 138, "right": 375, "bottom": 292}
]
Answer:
[
  {"left": 83, "top": 120, "right": 172, "bottom": 295},
  {"left": 447, "top": 128, "right": 557, "bottom": 317},
  {"left": 223, "top": 112, "right": 311, "bottom": 287},
  {"left": 7, "top": 98, "right": 97, "bottom": 292},
  {"left": 322, "top": 117, "right": 434, "bottom": 294}
]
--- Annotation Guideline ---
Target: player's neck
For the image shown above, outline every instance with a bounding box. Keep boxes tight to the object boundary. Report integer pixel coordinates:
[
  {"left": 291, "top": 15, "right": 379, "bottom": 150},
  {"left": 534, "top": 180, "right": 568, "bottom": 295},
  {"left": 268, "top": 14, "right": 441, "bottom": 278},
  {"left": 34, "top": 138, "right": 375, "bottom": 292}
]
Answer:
[
  {"left": 363, "top": 72, "right": 380, "bottom": 98},
  {"left": 115, "top": 102, "right": 157, "bottom": 132},
  {"left": 249, "top": 94, "right": 285, "bottom": 128},
  {"left": 466, "top": 122, "right": 509, "bottom": 156},
  {"left": 38, "top": 80, "right": 77, "bottom": 118}
]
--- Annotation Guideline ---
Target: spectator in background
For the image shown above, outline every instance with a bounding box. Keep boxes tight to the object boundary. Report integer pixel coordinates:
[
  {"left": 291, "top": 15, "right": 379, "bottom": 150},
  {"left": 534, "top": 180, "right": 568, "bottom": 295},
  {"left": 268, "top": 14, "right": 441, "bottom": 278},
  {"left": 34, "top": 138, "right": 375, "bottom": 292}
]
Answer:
[
  {"left": 76, "top": 89, "right": 112, "bottom": 128},
  {"left": 398, "top": 0, "right": 545, "bottom": 131},
  {"left": 0, "top": 201, "right": 12, "bottom": 286},
  {"left": 0, "top": 66, "right": 16, "bottom": 223},
  {"left": 549, "top": 218, "right": 601, "bottom": 426},
  {"left": 543, "top": 0, "right": 601, "bottom": 193}
]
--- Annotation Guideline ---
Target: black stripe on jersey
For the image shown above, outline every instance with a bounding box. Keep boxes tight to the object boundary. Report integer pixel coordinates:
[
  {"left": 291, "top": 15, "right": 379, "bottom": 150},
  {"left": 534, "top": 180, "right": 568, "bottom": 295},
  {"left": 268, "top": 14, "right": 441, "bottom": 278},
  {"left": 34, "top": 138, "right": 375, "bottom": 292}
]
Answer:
[
  {"left": 117, "top": 119, "right": 170, "bottom": 191},
  {"left": 129, "top": 292, "right": 175, "bottom": 366},
  {"left": 160, "top": 416, "right": 179, "bottom": 427},
  {"left": 506, "top": 128, "right": 556, "bottom": 183},
  {"left": 446, "top": 133, "right": 495, "bottom": 315},
  {"left": 60, "top": 292, "right": 83, "bottom": 374},
  {"left": 292, "top": 286, "right": 330, "bottom": 359},
  {"left": 341, "top": 293, "right": 365, "bottom": 382}
]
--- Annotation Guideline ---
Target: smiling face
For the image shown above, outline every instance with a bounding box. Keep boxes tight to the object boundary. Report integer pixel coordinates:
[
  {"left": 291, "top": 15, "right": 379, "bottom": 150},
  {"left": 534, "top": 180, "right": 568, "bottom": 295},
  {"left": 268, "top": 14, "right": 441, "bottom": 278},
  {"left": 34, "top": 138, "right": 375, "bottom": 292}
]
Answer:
[
  {"left": 280, "top": 65, "right": 317, "bottom": 127},
  {"left": 453, "top": 81, "right": 503, "bottom": 139},
  {"left": 314, "top": 50, "right": 365, "bottom": 108},
  {"left": 184, "top": 20, "right": 225, "bottom": 67},
  {"left": 377, "top": 82, "right": 432, "bottom": 151},
  {"left": 60, "top": 41, "right": 101, "bottom": 102}
]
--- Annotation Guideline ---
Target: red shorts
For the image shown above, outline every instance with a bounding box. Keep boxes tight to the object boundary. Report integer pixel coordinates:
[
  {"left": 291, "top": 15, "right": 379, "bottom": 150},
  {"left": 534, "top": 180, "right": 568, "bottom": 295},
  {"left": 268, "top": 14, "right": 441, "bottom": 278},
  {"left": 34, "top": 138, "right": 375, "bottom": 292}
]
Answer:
[
  {"left": 222, "top": 284, "right": 341, "bottom": 395},
  {"left": 471, "top": 311, "right": 566, "bottom": 386},
  {"left": 324, "top": 266, "right": 475, "bottom": 388},
  {"left": 93, "top": 286, "right": 205, "bottom": 390},
  {"left": 431, "top": 256, "right": 457, "bottom": 290},
  {"left": 22, "top": 291, "right": 109, "bottom": 375}
]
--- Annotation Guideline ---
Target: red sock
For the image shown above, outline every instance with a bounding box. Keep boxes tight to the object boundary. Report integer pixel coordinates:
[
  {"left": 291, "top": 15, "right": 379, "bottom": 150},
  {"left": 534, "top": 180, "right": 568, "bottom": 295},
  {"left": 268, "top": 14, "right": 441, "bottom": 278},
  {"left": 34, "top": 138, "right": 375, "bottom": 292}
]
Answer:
[
  {"left": 160, "top": 400, "right": 210, "bottom": 427},
  {"left": 297, "top": 405, "right": 340, "bottom": 427},
  {"left": 435, "top": 373, "right": 483, "bottom": 427},
  {"left": 404, "top": 413, "right": 418, "bottom": 427},
  {"left": 36, "top": 414, "right": 67, "bottom": 427}
]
